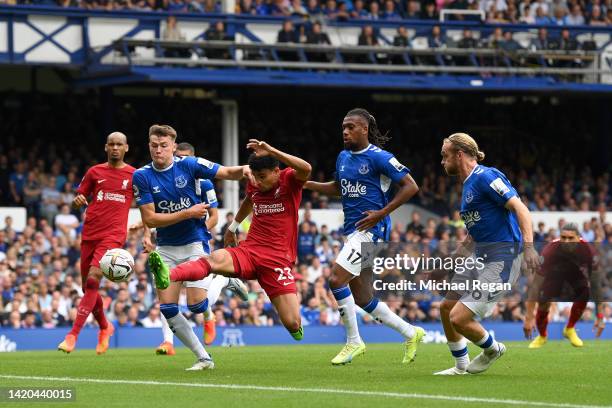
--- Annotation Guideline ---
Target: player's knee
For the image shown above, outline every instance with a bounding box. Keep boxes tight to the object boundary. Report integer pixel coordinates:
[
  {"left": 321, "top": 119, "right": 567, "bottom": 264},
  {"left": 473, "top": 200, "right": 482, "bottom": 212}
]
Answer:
[
  {"left": 449, "top": 308, "right": 467, "bottom": 328},
  {"left": 283, "top": 317, "right": 301, "bottom": 333},
  {"left": 440, "top": 300, "right": 454, "bottom": 317},
  {"left": 353, "top": 293, "right": 372, "bottom": 308}
]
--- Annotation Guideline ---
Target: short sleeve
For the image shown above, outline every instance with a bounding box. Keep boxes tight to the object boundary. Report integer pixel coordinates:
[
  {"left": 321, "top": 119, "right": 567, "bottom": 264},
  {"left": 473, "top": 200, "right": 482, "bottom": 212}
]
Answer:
[
  {"left": 190, "top": 156, "right": 219, "bottom": 180},
  {"left": 200, "top": 179, "right": 219, "bottom": 208},
  {"left": 377, "top": 151, "right": 410, "bottom": 184},
  {"left": 285, "top": 168, "right": 305, "bottom": 191},
  {"left": 132, "top": 171, "right": 153, "bottom": 206},
  {"left": 480, "top": 170, "right": 517, "bottom": 207},
  {"left": 76, "top": 168, "right": 95, "bottom": 197}
]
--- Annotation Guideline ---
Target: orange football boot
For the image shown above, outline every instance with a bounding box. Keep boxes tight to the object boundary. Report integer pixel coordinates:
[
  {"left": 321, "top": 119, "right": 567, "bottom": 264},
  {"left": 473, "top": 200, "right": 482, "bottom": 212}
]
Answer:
[
  {"left": 96, "top": 324, "right": 115, "bottom": 355},
  {"left": 156, "top": 341, "right": 176, "bottom": 355},
  {"left": 58, "top": 334, "right": 76, "bottom": 354}
]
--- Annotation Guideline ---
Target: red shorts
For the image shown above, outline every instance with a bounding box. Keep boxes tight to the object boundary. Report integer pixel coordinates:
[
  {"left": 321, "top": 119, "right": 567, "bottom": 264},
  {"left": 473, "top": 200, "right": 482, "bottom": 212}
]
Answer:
[
  {"left": 81, "top": 239, "right": 124, "bottom": 280},
  {"left": 225, "top": 245, "right": 297, "bottom": 299}
]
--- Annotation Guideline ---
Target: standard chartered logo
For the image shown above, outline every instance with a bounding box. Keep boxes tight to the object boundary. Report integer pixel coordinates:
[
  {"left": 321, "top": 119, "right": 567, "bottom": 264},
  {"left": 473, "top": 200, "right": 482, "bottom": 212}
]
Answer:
[
  {"left": 341, "top": 179, "right": 367, "bottom": 197},
  {"left": 158, "top": 197, "right": 192, "bottom": 213}
]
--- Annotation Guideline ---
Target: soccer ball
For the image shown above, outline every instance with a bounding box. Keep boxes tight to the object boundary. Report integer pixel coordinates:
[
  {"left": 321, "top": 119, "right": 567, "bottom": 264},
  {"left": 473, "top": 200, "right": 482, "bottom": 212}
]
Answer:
[{"left": 100, "top": 248, "right": 134, "bottom": 283}]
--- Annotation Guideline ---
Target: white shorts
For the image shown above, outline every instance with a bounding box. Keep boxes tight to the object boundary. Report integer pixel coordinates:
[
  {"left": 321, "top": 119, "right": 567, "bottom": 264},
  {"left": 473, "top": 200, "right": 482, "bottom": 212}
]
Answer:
[
  {"left": 157, "top": 242, "right": 210, "bottom": 290},
  {"left": 455, "top": 254, "right": 523, "bottom": 318},
  {"left": 335, "top": 231, "right": 379, "bottom": 277}
]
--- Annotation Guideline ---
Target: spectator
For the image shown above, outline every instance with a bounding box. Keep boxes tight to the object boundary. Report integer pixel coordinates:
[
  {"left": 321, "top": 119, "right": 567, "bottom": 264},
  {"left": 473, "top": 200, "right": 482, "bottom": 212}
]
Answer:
[
  {"left": 277, "top": 20, "right": 299, "bottom": 61},
  {"left": 350, "top": 0, "right": 368, "bottom": 18},
  {"left": 393, "top": 26, "right": 410, "bottom": 47},
  {"left": 589, "top": 5, "right": 607, "bottom": 25},
  {"left": 365, "top": 1, "right": 380, "bottom": 19},
  {"left": 204, "top": 21, "right": 232, "bottom": 59},
  {"left": 289, "top": 0, "right": 308, "bottom": 16},
  {"left": 565, "top": 4, "right": 586, "bottom": 25},
  {"left": 54, "top": 204, "right": 80, "bottom": 239},
  {"left": 382, "top": 0, "right": 401, "bottom": 20},
  {"left": 306, "top": 22, "right": 332, "bottom": 62},
  {"left": 41, "top": 176, "right": 61, "bottom": 225},
  {"left": 421, "top": 2, "right": 438, "bottom": 19},
  {"left": 140, "top": 304, "right": 163, "bottom": 327},
  {"left": 162, "top": 16, "right": 190, "bottom": 58}
]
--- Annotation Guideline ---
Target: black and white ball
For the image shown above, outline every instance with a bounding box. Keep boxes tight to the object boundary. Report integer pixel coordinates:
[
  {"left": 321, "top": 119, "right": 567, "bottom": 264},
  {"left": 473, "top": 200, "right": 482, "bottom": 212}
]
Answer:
[{"left": 100, "top": 248, "right": 135, "bottom": 283}]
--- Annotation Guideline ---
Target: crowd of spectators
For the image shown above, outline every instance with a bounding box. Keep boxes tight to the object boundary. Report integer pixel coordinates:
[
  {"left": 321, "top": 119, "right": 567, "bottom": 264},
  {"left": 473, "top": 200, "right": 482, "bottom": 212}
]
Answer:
[
  {"left": 2, "top": 0, "right": 612, "bottom": 27},
  {"left": 0, "top": 91, "right": 611, "bottom": 329}
]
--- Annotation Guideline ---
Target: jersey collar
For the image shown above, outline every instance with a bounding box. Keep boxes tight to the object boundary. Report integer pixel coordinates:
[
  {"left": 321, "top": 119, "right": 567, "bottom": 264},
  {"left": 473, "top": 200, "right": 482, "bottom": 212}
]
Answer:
[
  {"left": 151, "top": 160, "right": 174, "bottom": 172},
  {"left": 463, "top": 164, "right": 479, "bottom": 184},
  {"left": 350, "top": 144, "right": 371, "bottom": 155}
]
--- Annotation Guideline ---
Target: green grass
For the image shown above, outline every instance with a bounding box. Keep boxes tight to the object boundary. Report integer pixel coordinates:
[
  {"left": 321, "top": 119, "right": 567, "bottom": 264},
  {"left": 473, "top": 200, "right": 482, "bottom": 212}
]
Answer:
[{"left": 0, "top": 341, "right": 611, "bottom": 408}]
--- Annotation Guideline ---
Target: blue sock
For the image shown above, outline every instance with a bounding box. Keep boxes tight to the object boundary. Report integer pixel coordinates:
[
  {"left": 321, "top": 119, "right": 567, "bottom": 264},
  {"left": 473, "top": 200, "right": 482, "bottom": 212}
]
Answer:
[
  {"left": 160, "top": 303, "right": 179, "bottom": 319},
  {"left": 188, "top": 299, "right": 209, "bottom": 314}
]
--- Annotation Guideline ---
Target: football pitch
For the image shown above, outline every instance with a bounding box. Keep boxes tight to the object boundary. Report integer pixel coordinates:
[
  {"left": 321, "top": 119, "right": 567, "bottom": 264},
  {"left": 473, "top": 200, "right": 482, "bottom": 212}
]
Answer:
[{"left": 0, "top": 342, "right": 611, "bottom": 408}]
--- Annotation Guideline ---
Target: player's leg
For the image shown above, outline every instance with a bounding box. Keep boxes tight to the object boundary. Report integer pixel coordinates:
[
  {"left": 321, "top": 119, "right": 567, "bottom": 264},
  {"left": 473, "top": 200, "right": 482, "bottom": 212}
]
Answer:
[
  {"left": 60, "top": 241, "right": 114, "bottom": 354},
  {"left": 450, "top": 301, "right": 505, "bottom": 374},
  {"left": 529, "top": 301, "right": 551, "bottom": 349},
  {"left": 563, "top": 281, "right": 590, "bottom": 347},
  {"left": 185, "top": 285, "right": 217, "bottom": 346},
  {"left": 148, "top": 248, "right": 238, "bottom": 289},
  {"left": 156, "top": 314, "right": 176, "bottom": 355},
  {"left": 270, "top": 293, "right": 303, "bottom": 341},
  {"left": 195, "top": 274, "right": 248, "bottom": 346},
  {"left": 434, "top": 294, "right": 470, "bottom": 375},
  {"left": 154, "top": 247, "right": 213, "bottom": 370},
  {"left": 351, "top": 271, "right": 425, "bottom": 364}
]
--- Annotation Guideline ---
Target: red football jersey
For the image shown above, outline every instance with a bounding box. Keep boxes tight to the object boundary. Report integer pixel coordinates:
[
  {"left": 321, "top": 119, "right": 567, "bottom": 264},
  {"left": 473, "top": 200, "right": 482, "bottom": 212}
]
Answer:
[
  {"left": 538, "top": 239, "right": 596, "bottom": 278},
  {"left": 242, "top": 168, "right": 304, "bottom": 263},
  {"left": 77, "top": 163, "right": 135, "bottom": 241}
]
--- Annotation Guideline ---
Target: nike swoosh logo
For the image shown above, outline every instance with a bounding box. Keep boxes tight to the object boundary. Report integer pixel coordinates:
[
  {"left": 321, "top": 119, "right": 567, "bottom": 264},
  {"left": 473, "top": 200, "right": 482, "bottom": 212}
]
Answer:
[
  {"left": 283, "top": 281, "right": 293, "bottom": 286},
  {"left": 98, "top": 179, "right": 106, "bottom": 184}
]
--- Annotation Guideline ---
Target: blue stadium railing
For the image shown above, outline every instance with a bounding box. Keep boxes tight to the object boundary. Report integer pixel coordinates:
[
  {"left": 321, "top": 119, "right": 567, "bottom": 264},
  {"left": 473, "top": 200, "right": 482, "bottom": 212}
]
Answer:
[{"left": 1, "top": 5, "right": 611, "bottom": 91}]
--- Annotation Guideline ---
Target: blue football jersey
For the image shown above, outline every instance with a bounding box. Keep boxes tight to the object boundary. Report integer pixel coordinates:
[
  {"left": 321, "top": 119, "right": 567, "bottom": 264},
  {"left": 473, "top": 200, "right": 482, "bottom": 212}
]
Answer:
[
  {"left": 133, "top": 156, "right": 219, "bottom": 247},
  {"left": 461, "top": 164, "right": 522, "bottom": 261},
  {"left": 336, "top": 144, "right": 410, "bottom": 240}
]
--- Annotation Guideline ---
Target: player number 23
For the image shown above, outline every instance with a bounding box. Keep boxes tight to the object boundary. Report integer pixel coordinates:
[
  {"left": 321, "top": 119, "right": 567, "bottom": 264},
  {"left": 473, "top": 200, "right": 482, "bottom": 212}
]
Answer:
[{"left": 275, "top": 267, "right": 294, "bottom": 281}]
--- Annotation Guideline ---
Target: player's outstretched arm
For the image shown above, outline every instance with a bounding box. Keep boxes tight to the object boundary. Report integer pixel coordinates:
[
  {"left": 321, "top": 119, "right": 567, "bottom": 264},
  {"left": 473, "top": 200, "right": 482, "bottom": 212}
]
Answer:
[
  {"left": 139, "top": 202, "right": 209, "bottom": 228},
  {"left": 356, "top": 173, "right": 419, "bottom": 232},
  {"left": 247, "top": 139, "right": 312, "bottom": 181},
  {"left": 215, "top": 165, "right": 252, "bottom": 181},
  {"left": 224, "top": 196, "right": 253, "bottom": 247},
  {"left": 505, "top": 197, "right": 539, "bottom": 270},
  {"left": 303, "top": 181, "right": 341, "bottom": 197}
]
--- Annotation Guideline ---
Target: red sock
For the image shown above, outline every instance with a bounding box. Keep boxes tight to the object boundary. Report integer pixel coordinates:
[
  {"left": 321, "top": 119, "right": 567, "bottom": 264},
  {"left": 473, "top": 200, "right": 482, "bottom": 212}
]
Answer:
[
  {"left": 170, "top": 257, "right": 212, "bottom": 282},
  {"left": 69, "top": 277, "right": 101, "bottom": 337},
  {"left": 536, "top": 309, "right": 548, "bottom": 337},
  {"left": 92, "top": 293, "right": 109, "bottom": 330},
  {"left": 567, "top": 301, "right": 587, "bottom": 329}
]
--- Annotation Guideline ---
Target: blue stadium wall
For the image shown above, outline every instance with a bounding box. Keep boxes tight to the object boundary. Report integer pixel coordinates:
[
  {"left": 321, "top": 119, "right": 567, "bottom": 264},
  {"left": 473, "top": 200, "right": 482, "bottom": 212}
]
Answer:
[{"left": 0, "top": 322, "right": 609, "bottom": 351}]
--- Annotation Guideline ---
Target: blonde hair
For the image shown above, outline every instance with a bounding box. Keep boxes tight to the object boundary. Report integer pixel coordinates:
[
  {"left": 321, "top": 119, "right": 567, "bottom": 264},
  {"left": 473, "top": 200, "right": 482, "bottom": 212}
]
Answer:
[
  {"left": 444, "top": 133, "right": 485, "bottom": 162},
  {"left": 149, "top": 124, "right": 177, "bottom": 140}
]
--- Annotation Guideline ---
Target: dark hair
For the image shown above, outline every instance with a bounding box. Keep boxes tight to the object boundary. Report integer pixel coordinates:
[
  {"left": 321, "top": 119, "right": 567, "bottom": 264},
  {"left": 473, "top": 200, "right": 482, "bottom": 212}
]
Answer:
[
  {"left": 561, "top": 222, "right": 580, "bottom": 235},
  {"left": 248, "top": 153, "right": 279, "bottom": 171},
  {"left": 176, "top": 142, "right": 195, "bottom": 155},
  {"left": 346, "top": 108, "right": 391, "bottom": 147}
]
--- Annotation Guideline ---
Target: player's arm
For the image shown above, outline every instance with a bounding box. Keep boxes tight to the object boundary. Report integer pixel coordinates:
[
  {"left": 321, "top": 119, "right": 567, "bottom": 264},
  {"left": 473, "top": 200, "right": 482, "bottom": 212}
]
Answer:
[
  {"left": 505, "top": 196, "right": 539, "bottom": 270},
  {"left": 357, "top": 173, "right": 419, "bottom": 232},
  {"left": 142, "top": 223, "right": 155, "bottom": 253},
  {"left": 138, "top": 202, "right": 209, "bottom": 228},
  {"left": 206, "top": 207, "right": 219, "bottom": 231},
  {"left": 73, "top": 169, "right": 95, "bottom": 209},
  {"left": 246, "top": 139, "right": 312, "bottom": 181},
  {"left": 224, "top": 196, "right": 253, "bottom": 247},
  {"left": 304, "top": 180, "right": 341, "bottom": 197},
  {"left": 215, "top": 165, "right": 253, "bottom": 183}
]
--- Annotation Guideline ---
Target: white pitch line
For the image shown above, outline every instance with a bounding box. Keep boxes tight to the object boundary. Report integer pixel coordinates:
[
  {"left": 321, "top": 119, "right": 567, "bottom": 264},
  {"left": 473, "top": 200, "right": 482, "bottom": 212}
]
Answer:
[{"left": 0, "top": 374, "right": 609, "bottom": 408}]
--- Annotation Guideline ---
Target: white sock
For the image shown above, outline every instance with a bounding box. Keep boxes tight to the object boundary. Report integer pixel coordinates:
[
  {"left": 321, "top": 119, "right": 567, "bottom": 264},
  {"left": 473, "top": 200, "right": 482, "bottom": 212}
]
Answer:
[
  {"left": 206, "top": 275, "right": 229, "bottom": 306},
  {"left": 369, "top": 301, "right": 416, "bottom": 339},
  {"left": 160, "top": 314, "right": 174, "bottom": 344},
  {"left": 476, "top": 332, "right": 499, "bottom": 356},
  {"left": 447, "top": 339, "right": 470, "bottom": 371},
  {"left": 337, "top": 295, "right": 362, "bottom": 344},
  {"left": 166, "top": 313, "right": 210, "bottom": 360}
]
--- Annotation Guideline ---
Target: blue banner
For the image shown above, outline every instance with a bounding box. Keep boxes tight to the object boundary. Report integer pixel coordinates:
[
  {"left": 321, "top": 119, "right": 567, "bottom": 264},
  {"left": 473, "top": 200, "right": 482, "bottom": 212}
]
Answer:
[{"left": 0, "top": 322, "right": 609, "bottom": 351}]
